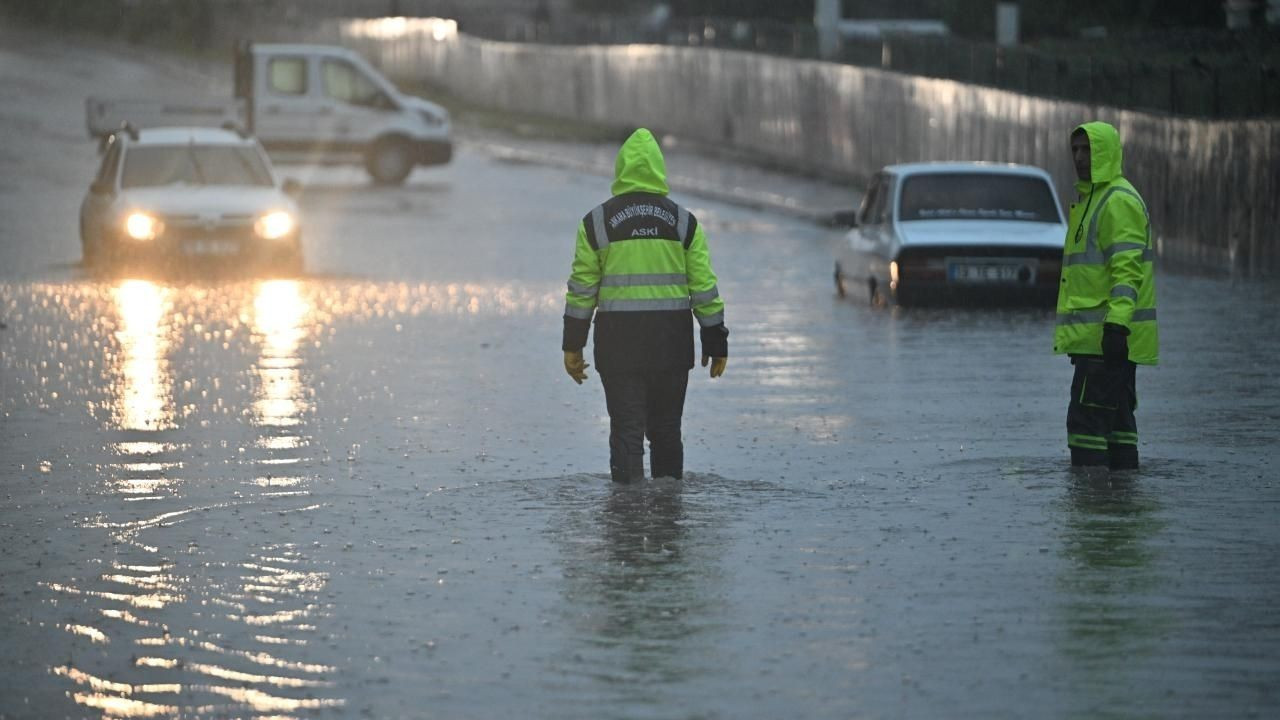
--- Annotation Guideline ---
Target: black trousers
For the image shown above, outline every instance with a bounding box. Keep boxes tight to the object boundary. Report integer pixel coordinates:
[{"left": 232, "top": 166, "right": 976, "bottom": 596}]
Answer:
[
  {"left": 599, "top": 368, "right": 689, "bottom": 482},
  {"left": 1067, "top": 357, "right": 1139, "bottom": 469}
]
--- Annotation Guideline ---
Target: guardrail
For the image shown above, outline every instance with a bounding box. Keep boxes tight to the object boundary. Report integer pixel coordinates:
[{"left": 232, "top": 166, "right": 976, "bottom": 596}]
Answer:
[
  {"left": 315, "top": 17, "right": 1277, "bottom": 277},
  {"left": 7, "top": 0, "right": 1273, "bottom": 274},
  {"left": 839, "top": 34, "right": 1280, "bottom": 119}
]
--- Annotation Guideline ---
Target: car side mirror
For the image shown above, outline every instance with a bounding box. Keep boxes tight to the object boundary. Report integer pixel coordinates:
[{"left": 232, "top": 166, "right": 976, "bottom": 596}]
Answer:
[
  {"left": 282, "top": 178, "right": 302, "bottom": 198},
  {"left": 830, "top": 210, "right": 859, "bottom": 228}
]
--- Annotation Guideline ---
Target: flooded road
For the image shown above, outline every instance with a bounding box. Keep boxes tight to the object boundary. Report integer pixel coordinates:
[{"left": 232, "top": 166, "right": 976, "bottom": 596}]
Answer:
[{"left": 3, "top": 23, "right": 1280, "bottom": 720}]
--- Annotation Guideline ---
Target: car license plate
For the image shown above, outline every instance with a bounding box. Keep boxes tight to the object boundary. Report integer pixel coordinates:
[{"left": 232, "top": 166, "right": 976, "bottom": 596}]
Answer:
[
  {"left": 183, "top": 240, "right": 238, "bottom": 255},
  {"left": 947, "top": 259, "right": 1036, "bottom": 284}
]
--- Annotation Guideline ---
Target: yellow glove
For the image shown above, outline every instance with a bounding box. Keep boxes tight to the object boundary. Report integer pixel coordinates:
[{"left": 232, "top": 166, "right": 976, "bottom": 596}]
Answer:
[
  {"left": 564, "top": 350, "right": 589, "bottom": 384},
  {"left": 701, "top": 355, "right": 727, "bottom": 379}
]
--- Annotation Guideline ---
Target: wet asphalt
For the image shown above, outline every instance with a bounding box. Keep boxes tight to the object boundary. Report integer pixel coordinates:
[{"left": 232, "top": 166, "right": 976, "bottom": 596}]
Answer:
[{"left": 2, "top": 22, "right": 1280, "bottom": 720}]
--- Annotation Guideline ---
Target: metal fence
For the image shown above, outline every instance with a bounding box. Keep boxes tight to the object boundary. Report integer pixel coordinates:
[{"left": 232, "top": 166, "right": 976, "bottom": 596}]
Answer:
[
  {"left": 353, "top": 2, "right": 1280, "bottom": 120},
  {"left": 478, "top": 15, "right": 1280, "bottom": 120},
  {"left": 282, "top": 2, "right": 1280, "bottom": 120},
  {"left": 840, "top": 34, "right": 1280, "bottom": 119},
  {"left": 319, "top": 17, "right": 1279, "bottom": 277},
  {"left": 14, "top": 0, "right": 1273, "bottom": 275},
  {"left": 12, "top": 0, "right": 1275, "bottom": 118}
]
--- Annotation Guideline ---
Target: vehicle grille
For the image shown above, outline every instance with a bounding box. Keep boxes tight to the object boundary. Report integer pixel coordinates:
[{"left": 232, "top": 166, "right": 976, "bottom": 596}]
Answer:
[{"left": 159, "top": 213, "right": 256, "bottom": 253}]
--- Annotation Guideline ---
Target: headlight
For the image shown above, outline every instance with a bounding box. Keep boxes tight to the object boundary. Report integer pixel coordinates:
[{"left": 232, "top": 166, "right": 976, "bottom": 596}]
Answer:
[
  {"left": 254, "top": 211, "right": 295, "bottom": 240},
  {"left": 124, "top": 212, "right": 162, "bottom": 241}
]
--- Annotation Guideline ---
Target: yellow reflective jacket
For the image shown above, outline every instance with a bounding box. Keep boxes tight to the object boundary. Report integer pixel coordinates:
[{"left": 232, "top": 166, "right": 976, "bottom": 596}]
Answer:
[
  {"left": 562, "top": 128, "right": 727, "bottom": 372},
  {"left": 1054, "top": 121, "right": 1158, "bottom": 365}
]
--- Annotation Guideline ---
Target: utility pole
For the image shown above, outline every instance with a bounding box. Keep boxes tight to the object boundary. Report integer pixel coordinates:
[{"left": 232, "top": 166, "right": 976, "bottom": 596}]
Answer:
[
  {"left": 815, "top": 0, "right": 841, "bottom": 60},
  {"left": 996, "top": 3, "right": 1019, "bottom": 47}
]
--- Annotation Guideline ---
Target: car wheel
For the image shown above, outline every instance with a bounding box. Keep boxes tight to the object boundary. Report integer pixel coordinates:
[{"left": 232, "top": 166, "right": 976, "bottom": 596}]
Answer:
[
  {"left": 833, "top": 262, "right": 847, "bottom": 298},
  {"left": 366, "top": 138, "right": 413, "bottom": 185}
]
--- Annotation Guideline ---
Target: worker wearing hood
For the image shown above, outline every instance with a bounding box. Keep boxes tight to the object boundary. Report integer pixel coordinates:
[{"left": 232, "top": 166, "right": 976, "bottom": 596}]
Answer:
[
  {"left": 1055, "top": 121, "right": 1158, "bottom": 470},
  {"left": 562, "top": 128, "right": 728, "bottom": 483}
]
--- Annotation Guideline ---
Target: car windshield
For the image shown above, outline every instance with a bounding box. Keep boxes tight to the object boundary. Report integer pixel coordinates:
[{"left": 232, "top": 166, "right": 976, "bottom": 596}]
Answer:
[
  {"left": 898, "top": 173, "right": 1061, "bottom": 223},
  {"left": 121, "top": 145, "right": 274, "bottom": 188}
]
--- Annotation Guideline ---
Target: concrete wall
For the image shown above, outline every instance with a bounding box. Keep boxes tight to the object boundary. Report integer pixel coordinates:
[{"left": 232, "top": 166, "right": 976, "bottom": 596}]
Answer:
[{"left": 321, "top": 18, "right": 1278, "bottom": 276}]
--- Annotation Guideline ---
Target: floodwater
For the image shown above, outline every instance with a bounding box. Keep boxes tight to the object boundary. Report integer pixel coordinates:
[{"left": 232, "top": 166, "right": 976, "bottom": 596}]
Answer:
[{"left": 2, "top": 21, "right": 1280, "bottom": 720}]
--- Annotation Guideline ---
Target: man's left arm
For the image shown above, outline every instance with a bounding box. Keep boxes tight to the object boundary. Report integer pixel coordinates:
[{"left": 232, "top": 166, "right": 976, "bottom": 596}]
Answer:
[{"left": 1100, "top": 194, "right": 1149, "bottom": 329}]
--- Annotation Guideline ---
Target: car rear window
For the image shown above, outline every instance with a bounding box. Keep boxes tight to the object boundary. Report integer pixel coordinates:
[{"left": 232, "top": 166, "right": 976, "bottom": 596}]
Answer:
[
  {"left": 121, "top": 145, "right": 274, "bottom": 188},
  {"left": 898, "top": 173, "right": 1061, "bottom": 223}
]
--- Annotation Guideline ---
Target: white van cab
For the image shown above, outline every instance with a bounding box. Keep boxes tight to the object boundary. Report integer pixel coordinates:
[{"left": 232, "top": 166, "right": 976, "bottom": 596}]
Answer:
[{"left": 86, "top": 43, "right": 452, "bottom": 185}]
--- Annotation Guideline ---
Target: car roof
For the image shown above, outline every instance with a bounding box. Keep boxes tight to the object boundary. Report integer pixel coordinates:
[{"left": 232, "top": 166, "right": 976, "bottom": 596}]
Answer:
[
  {"left": 129, "top": 127, "right": 257, "bottom": 147},
  {"left": 883, "top": 161, "right": 1053, "bottom": 180}
]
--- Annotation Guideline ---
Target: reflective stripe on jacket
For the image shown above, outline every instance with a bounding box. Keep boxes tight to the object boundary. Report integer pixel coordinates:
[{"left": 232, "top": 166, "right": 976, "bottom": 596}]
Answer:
[
  {"left": 1054, "top": 121, "right": 1159, "bottom": 365},
  {"left": 563, "top": 128, "right": 726, "bottom": 372}
]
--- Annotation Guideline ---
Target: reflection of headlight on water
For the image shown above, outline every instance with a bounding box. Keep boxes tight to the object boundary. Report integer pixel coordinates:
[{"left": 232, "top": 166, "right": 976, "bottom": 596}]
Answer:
[
  {"left": 254, "top": 281, "right": 307, "bottom": 345},
  {"left": 255, "top": 211, "right": 295, "bottom": 240},
  {"left": 112, "top": 280, "right": 174, "bottom": 431},
  {"left": 253, "top": 281, "right": 309, "bottom": 426},
  {"left": 124, "top": 212, "right": 162, "bottom": 241}
]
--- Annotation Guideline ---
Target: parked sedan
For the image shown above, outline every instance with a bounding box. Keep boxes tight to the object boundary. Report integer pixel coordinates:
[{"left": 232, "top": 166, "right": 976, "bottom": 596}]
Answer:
[
  {"left": 833, "top": 162, "right": 1066, "bottom": 306},
  {"left": 80, "top": 125, "right": 302, "bottom": 272}
]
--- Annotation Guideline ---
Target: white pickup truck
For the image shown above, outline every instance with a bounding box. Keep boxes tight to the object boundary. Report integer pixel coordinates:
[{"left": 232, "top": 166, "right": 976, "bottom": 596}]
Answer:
[{"left": 86, "top": 43, "right": 452, "bottom": 185}]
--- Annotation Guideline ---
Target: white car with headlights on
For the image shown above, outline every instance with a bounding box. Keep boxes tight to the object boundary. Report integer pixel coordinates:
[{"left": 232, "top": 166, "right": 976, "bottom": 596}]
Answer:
[
  {"left": 833, "top": 162, "right": 1067, "bottom": 306},
  {"left": 79, "top": 125, "right": 302, "bottom": 272}
]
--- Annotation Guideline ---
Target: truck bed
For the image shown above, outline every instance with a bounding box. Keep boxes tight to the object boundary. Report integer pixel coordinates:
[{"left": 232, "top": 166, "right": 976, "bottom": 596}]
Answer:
[{"left": 85, "top": 96, "right": 248, "bottom": 140}]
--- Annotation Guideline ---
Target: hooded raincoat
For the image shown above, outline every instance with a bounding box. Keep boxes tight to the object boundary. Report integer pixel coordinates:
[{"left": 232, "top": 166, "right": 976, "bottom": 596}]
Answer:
[
  {"left": 1054, "top": 122, "right": 1158, "bottom": 364},
  {"left": 562, "top": 129, "right": 727, "bottom": 373}
]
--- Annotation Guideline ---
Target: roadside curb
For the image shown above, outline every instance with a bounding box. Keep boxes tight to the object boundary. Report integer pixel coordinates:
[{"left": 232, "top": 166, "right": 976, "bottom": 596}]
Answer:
[{"left": 465, "top": 138, "right": 839, "bottom": 226}]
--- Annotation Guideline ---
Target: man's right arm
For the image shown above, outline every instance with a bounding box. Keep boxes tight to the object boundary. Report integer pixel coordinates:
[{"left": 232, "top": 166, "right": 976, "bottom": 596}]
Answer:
[{"left": 563, "top": 222, "right": 600, "bottom": 351}]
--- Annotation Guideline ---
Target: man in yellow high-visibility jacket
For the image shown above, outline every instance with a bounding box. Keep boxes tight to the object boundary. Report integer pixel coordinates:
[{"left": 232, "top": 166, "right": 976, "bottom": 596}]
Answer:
[
  {"left": 562, "top": 128, "right": 728, "bottom": 483},
  {"left": 1054, "top": 121, "right": 1158, "bottom": 470}
]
